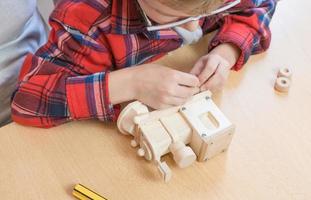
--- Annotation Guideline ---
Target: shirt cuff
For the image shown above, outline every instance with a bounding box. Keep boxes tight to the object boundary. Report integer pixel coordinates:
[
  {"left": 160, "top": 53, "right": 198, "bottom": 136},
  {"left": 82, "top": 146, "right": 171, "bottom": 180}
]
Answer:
[
  {"left": 208, "top": 17, "right": 254, "bottom": 71},
  {"left": 66, "top": 72, "right": 120, "bottom": 122}
]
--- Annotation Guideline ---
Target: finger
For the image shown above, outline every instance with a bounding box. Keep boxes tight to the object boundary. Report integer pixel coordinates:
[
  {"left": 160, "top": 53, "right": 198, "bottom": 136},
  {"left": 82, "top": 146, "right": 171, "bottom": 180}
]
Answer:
[
  {"left": 174, "top": 71, "right": 200, "bottom": 87},
  {"left": 200, "top": 61, "right": 230, "bottom": 92},
  {"left": 197, "top": 56, "right": 220, "bottom": 85},
  {"left": 190, "top": 56, "right": 207, "bottom": 76},
  {"left": 173, "top": 85, "right": 200, "bottom": 98}
]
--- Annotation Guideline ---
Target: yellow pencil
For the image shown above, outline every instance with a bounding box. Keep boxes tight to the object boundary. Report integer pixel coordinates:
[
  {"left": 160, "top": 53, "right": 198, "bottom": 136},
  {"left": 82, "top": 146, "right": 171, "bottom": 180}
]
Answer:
[{"left": 73, "top": 184, "right": 108, "bottom": 200}]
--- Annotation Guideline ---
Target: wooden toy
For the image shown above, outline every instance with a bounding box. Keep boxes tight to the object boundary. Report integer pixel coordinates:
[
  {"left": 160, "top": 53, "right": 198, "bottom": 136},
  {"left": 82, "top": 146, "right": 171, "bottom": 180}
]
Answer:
[
  {"left": 277, "top": 67, "right": 292, "bottom": 79},
  {"left": 275, "top": 77, "right": 291, "bottom": 93},
  {"left": 117, "top": 91, "right": 235, "bottom": 182},
  {"left": 73, "top": 184, "right": 108, "bottom": 200},
  {"left": 275, "top": 67, "right": 292, "bottom": 93}
]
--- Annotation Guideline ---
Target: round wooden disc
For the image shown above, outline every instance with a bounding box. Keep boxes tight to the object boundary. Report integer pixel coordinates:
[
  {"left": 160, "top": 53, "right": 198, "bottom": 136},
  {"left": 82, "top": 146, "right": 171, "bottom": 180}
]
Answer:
[
  {"left": 274, "top": 77, "right": 291, "bottom": 93},
  {"left": 277, "top": 67, "right": 293, "bottom": 79},
  {"left": 117, "top": 101, "right": 149, "bottom": 135}
]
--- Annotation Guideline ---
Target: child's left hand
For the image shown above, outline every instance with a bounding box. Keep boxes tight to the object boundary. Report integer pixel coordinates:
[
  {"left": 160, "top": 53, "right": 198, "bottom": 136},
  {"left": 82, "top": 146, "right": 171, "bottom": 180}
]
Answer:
[{"left": 190, "top": 43, "right": 241, "bottom": 92}]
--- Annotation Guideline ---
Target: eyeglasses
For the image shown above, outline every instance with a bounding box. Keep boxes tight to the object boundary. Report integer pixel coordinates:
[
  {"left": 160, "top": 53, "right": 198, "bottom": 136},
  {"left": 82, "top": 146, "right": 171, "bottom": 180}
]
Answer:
[{"left": 140, "top": 0, "right": 241, "bottom": 31}]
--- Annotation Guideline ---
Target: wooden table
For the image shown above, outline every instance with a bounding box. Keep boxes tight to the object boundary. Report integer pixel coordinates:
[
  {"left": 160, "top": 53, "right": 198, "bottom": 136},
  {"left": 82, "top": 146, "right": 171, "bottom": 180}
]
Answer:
[{"left": 1, "top": 1, "right": 311, "bottom": 199}]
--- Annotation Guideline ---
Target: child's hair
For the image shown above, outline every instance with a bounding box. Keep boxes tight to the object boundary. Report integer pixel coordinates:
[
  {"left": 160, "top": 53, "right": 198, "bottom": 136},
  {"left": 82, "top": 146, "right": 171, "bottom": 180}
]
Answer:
[{"left": 159, "top": 0, "right": 225, "bottom": 15}]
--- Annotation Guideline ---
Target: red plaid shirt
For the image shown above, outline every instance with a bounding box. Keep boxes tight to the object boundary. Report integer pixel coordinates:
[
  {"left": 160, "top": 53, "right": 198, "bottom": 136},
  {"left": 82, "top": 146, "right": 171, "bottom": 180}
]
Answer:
[{"left": 11, "top": 0, "right": 277, "bottom": 127}]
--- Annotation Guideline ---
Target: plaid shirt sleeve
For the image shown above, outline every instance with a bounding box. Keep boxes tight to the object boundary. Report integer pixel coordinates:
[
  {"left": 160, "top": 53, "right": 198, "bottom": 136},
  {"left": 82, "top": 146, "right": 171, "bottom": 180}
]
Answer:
[
  {"left": 11, "top": 7, "right": 119, "bottom": 128},
  {"left": 208, "top": 0, "right": 277, "bottom": 70}
]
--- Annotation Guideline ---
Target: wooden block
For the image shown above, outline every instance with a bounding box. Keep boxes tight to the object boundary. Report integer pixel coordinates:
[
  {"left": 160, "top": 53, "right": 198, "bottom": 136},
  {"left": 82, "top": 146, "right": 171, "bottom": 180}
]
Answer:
[
  {"left": 199, "top": 126, "right": 235, "bottom": 161},
  {"left": 274, "top": 77, "right": 291, "bottom": 93},
  {"left": 139, "top": 120, "right": 172, "bottom": 161},
  {"left": 179, "top": 92, "right": 235, "bottom": 162},
  {"left": 134, "top": 106, "right": 180, "bottom": 125},
  {"left": 160, "top": 113, "right": 192, "bottom": 144},
  {"left": 186, "top": 90, "right": 212, "bottom": 103}
]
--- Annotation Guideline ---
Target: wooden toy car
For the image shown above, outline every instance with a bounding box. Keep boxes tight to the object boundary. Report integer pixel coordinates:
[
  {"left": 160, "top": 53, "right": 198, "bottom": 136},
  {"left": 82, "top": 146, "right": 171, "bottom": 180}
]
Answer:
[{"left": 117, "top": 91, "right": 235, "bottom": 182}]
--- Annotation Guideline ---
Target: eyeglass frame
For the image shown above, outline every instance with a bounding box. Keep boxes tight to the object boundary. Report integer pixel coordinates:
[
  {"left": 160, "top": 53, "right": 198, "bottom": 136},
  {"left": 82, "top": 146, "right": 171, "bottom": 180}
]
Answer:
[{"left": 139, "top": 0, "right": 241, "bottom": 31}]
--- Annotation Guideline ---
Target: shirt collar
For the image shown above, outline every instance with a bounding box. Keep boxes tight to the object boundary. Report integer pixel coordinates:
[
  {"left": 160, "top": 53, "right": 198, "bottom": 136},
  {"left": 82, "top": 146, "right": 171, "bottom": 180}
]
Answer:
[{"left": 109, "top": 0, "right": 181, "bottom": 40}]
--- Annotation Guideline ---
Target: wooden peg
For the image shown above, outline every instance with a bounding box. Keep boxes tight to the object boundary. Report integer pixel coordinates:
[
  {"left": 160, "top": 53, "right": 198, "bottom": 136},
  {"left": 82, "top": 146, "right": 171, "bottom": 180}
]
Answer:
[{"left": 169, "top": 142, "right": 196, "bottom": 168}]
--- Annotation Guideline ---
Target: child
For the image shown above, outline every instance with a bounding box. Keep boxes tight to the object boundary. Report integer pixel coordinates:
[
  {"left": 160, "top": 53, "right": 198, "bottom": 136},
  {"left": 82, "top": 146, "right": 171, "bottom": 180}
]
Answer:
[{"left": 11, "top": 0, "right": 277, "bottom": 128}]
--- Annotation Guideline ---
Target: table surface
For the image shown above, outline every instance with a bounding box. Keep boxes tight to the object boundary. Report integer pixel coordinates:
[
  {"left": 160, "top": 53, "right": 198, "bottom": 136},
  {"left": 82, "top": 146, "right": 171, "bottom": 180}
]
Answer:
[{"left": 1, "top": 1, "right": 311, "bottom": 200}]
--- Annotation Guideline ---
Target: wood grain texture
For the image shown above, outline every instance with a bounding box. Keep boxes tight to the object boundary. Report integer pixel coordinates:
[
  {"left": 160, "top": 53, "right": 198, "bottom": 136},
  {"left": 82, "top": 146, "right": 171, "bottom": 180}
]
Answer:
[{"left": 1, "top": 1, "right": 311, "bottom": 199}]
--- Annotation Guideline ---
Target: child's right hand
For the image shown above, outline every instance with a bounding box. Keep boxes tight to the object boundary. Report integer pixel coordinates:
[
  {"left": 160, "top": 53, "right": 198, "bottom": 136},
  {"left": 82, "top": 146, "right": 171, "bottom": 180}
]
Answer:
[{"left": 133, "top": 64, "right": 200, "bottom": 109}]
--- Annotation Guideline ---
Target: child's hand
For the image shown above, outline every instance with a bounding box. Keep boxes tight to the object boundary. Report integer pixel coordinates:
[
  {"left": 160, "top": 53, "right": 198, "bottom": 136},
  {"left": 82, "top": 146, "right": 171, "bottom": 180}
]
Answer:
[
  {"left": 133, "top": 64, "right": 200, "bottom": 109},
  {"left": 190, "top": 43, "right": 241, "bottom": 92},
  {"left": 190, "top": 54, "right": 231, "bottom": 92}
]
